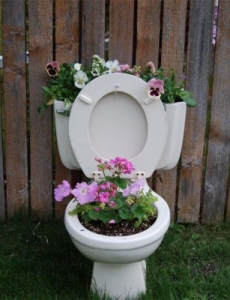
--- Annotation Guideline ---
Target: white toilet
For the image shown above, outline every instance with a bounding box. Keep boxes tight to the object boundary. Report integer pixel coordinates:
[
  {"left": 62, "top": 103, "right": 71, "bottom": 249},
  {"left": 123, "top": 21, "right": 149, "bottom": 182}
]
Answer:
[{"left": 63, "top": 73, "right": 173, "bottom": 299}]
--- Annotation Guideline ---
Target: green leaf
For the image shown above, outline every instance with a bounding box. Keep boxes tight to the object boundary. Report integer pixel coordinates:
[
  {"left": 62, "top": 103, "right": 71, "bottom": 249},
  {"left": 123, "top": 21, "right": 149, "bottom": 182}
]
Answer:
[
  {"left": 119, "top": 207, "right": 133, "bottom": 219},
  {"left": 131, "top": 204, "right": 145, "bottom": 220},
  {"left": 88, "top": 209, "right": 100, "bottom": 221},
  {"left": 56, "top": 110, "right": 70, "bottom": 117},
  {"left": 37, "top": 102, "right": 48, "bottom": 114},
  {"left": 113, "top": 197, "right": 124, "bottom": 209},
  {"left": 68, "top": 208, "right": 79, "bottom": 216}
]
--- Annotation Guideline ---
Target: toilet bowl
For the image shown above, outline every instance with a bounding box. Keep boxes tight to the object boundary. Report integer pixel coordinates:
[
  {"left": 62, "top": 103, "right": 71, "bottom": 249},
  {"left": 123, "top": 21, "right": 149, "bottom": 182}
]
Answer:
[
  {"left": 65, "top": 179, "right": 170, "bottom": 299},
  {"left": 62, "top": 73, "right": 171, "bottom": 299}
]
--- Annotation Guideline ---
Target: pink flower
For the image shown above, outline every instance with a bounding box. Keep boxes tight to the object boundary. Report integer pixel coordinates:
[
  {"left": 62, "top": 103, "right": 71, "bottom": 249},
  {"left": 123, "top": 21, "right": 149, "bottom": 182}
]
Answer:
[
  {"left": 109, "top": 157, "right": 135, "bottom": 174},
  {"left": 109, "top": 201, "right": 116, "bottom": 208},
  {"left": 45, "top": 61, "right": 60, "bottom": 77},
  {"left": 71, "top": 182, "right": 96, "bottom": 205},
  {"left": 122, "top": 178, "right": 145, "bottom": 197},
  {"left": 54, "top": 180, "right": 71, "bottom": 202},
  {"left": 109, "top": 219, "right": 116, "bottom": 224},
  {"left": 147, "top": 78, "right": 164, "bottom": 99},
  {"left": 146, "top": 61, "right": 156, "bottom": 73},
  {"left": 120, "top": 64, "right": 131, "bottom": 72},
  {"left": 99, "top": 192, "right": 110, "bottom": 203}
]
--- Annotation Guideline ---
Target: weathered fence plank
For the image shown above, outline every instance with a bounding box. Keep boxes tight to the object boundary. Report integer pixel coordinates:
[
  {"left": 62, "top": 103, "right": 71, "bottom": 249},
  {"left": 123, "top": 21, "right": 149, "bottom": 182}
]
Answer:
[
  {"left": 136, "top": 0, "right": 162, "bottom": 190},
  {"left": 79, "top": 0, "right": 105, "bottom": 183},
  {"left": 54, "top": 0, "right": 81, "bottom": 218},
  {"left": 109, "top": 0, "right": 135, "bottom": 65},
  {"left": 0, "top": 87, "right": 5, "bottom": 221},
  {"left": 136, "top": 0, "right": 162, "bottom": 74},
  {"left": 0, "top": 49, "right": 5, "bottom": 221},
  {"left": 154, "top": 0, "right": 188, "bottom": 221},
  {"left": 2, "top": 0, "right": 28, "bottom": 218},
  {"left": 202, "top": 0, "right": 230, "bottom": 223},
  {"left": 0, "top": 0, "right": 229, "bottom": 224},
  {"left": 81, "top": 0, "right": 105, "bottom": 66},
  {"left": 55, "top": 0, "right": 80, "bottom": 63},
  {"left": 177, "top": 0, "right": 213, "bottom": 223},
  {"left": 28, "top": 1, "right": 53, "bottom": 219},
  {"left": 0, "top": 0, "right": 5, "bottom": 221},
  {"left": 227, "top": 183, "right": 230, "bottom": 221}
]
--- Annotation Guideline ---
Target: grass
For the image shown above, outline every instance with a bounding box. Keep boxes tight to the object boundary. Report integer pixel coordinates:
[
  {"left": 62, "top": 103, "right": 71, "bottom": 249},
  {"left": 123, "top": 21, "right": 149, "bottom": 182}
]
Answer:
[{"left": 0, "top": 219, "right": 230, "bottom": 300}]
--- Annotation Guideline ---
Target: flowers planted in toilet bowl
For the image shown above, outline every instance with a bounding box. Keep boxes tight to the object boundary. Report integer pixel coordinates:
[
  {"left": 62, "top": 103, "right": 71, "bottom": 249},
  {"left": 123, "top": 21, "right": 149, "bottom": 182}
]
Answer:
[
  {"left": 54, "top": 157, "right": 158, "bottom": 235},
  {"left": 38, "top": 54, "right": 197, "bottom": 115}
]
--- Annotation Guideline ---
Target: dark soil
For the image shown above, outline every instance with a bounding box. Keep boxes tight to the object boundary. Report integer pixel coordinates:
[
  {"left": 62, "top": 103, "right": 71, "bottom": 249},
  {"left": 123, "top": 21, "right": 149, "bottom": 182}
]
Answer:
[{"left": 79, "top": 216, "right": 157, "bottom": 236}]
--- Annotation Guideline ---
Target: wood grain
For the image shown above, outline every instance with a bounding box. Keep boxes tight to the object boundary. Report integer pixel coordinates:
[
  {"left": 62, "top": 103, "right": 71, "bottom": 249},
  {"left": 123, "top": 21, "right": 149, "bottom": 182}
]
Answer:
[
  {"left": 28, "top": 1, "right": 53, "bottom": 219},
  {"left": 155, "top": 0, "right": 188, "bottom": 221},
  {"left": 136, "top": 0, "right": 162, "bottom": 73},
  {"left": 2, "top": 0, "right": 28, "bottom": 218},
  {"left": 177, "top": 0, "right": 213, "bottom": 223},
  {"left": 109, "top": 0, "right": 135, "bottom": 64},
  {"left": 54, "top": 0, "right": 81, "bottom": 218},
  {"left": 202, "top": 0, "right": 230, "bottom": 223},
  {"left": 81, "top": 0, "right": 105, "bottom": 66}
]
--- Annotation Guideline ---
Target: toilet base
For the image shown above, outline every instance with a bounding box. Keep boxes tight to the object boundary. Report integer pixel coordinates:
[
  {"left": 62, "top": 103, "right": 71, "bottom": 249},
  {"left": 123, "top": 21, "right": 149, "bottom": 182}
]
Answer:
[{"left": 91, "top": 260, "right": 146, "bottom": 300}]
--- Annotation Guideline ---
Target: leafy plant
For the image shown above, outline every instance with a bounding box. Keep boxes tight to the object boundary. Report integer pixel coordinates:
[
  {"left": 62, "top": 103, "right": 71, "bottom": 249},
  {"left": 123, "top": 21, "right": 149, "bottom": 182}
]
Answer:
[
  {"left": 54, "top": 157, "right": 157, "bottom": 228},
  {"left": 39, "top": 55, "right": 197, "bottom": 115}
]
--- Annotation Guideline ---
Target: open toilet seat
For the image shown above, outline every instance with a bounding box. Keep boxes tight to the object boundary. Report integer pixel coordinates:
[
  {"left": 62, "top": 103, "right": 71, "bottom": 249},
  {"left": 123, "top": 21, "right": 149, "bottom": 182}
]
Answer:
[{"left": 69, "top": 73, "right": 168, "bottom": 178}]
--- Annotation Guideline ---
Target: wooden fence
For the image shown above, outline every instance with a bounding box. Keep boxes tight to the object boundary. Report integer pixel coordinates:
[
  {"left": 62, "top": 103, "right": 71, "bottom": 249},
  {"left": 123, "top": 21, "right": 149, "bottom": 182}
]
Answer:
[{"left": 0, "top": 0, "right": 229, "bottom": 223}]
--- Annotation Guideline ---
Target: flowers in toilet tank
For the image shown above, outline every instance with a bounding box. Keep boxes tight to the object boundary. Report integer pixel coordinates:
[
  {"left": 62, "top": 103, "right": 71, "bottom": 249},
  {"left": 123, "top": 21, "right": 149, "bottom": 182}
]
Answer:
[
  {"left": 54, "top": 157, "right": 158, "bottom": 228},
  {"left": 147, "top": 78, "right": 164, "bottom": 100},
  {"left": 39, "top": 54, "right": 197, "bottom": 115}
]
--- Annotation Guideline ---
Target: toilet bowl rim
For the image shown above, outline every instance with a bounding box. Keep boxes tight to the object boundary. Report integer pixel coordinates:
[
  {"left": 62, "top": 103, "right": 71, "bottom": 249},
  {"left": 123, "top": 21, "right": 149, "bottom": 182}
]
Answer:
[{"left": 64, "top": 188, "right": 170, "bottom": 250}]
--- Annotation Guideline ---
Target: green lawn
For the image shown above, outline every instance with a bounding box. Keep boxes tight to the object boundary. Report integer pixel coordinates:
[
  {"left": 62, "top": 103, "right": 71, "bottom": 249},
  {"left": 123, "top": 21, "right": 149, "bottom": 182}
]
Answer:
[{"left": 0, "top": 219, "right": 230, "bottom": 300}]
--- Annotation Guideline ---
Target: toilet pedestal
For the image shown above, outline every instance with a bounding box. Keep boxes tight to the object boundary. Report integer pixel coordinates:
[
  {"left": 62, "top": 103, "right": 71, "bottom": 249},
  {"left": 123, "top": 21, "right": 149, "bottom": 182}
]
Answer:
[{"left": 91, "top": 260, "right": 146, "bottom": 299}]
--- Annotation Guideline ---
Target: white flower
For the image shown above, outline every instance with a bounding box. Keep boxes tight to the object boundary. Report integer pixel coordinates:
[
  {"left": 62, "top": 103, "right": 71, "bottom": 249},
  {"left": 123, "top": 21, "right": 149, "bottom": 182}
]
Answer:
[
  {"left": 93, "top": 55, "right": 105, "bottom": 67},
  {"left": 74, "top": 70, "right": 88, "bottom": 89},
  {"left": 105, "top": 59, "right": 121, "bottom": 73},
  {"left": 74, "top": 63, "right": 81, "bottom": 71},
  {"left": 93, "top": 54, "right": 101, "bottom": 60}
]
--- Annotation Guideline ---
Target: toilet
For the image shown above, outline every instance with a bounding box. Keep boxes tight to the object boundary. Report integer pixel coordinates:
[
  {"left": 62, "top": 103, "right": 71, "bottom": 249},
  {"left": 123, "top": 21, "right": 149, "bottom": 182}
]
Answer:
[{"left": 63, "top": 73, "right": 172, "bottom": 299}]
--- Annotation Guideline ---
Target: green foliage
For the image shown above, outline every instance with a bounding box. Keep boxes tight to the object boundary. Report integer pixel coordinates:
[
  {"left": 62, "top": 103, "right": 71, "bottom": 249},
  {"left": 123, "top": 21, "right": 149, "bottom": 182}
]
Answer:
[
  {"left": 107, "top": 176, "right": 128, "bottom": 189},
  {"left": 39, "top": 55, "right": 197, "bottom": 114},
  {"left": 142, "top": 67, "right": 197, "bottom": 107}
]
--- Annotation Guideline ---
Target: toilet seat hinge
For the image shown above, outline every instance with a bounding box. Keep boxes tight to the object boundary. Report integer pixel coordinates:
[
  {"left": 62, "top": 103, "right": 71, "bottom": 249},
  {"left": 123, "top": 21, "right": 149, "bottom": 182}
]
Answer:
[
  {"left": 135, "top": 171, "right": 145, "bottom": 179},
  {"left": 92, "top": 171, "right": 102, "bottom": 182}
]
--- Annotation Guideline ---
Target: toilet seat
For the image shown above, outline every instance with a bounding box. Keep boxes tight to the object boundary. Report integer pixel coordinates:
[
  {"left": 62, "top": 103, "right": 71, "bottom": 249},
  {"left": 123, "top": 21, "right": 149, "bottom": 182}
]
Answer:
[{"left": 69, "top": 73, "right": 168, "bottom": 178}]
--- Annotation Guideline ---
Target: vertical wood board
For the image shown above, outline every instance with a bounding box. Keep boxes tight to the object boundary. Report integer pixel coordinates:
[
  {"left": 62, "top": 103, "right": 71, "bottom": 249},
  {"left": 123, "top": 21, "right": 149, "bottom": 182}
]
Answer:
[
  {"left": 136, "top": 0, "right": 162, "bottom": 70},
  {"left": 55, "top": 0, "right": 80, "bottom": 63},
  {"left": 109, "top": 0, "right": 135, "bottom": 65},
  {"left": 0, "top": 97, "right": 5, "bottom": 221},
  {"left": 0, "top": 1, "right": 5, "bottom": 220},
  {"left": 202, "top": 0, "right": 230, "bottom": 223},
  {"left": 54, "top": 0, "right": 81, "bottom": 218},
  {"left": 0, "top": 64, "right": 5, "bottom": 221},
  {"left": 28, "top": 1, "right": 53, "bottom": 219},
  {"left": 155, "top": 0, "right": 188, "bottom": 221},
  {"left": 2, "top": 0, "right": 28, "bottom": 218},
  {"left": 161, "top": 0, "right": 188, "bottom": 71},
  {"left": 226, "top": 179, "right": 230, "bottom": 221},
  {"left": 177, "top": 0, "right": 213, "bottom": 223},
  {"left": 81, "top": 0, "right": 105, "bottom": 66},
  {"left": 136, "top": 0, "right": 162, "bottom": 191}
]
